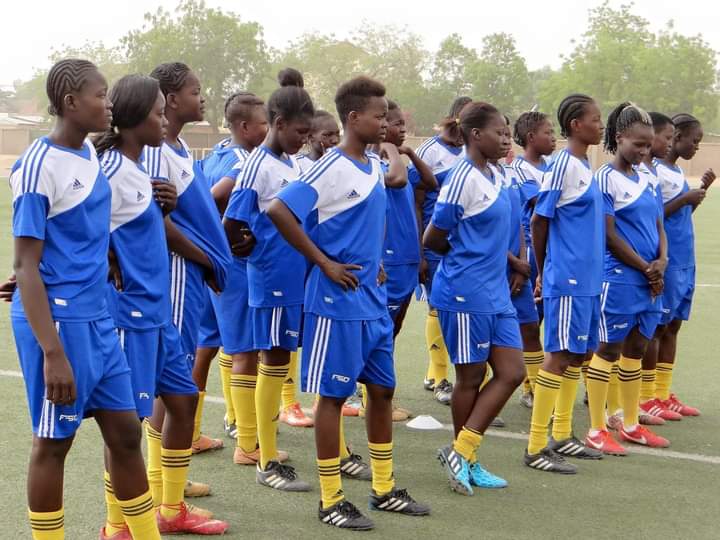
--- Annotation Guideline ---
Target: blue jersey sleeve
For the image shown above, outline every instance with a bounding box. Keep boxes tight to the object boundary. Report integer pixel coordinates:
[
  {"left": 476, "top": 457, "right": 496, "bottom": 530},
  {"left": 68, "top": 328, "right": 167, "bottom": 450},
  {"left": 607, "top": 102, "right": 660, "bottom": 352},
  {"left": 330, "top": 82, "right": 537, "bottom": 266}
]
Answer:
[
  {"left": 12, "top": 193, "right": 49, "bottom": 239},
  {"left": 534, "top": 189, "right": 561, "bottom": 219},
  {"left": 225, "top": 187, "right": 258, "bottom": 224},
  {"left": 598, "top": 171, "right": 615, "bottom": 217},
  {"left": 534, "top": 152, "right": 569, "bottom": 219},
  {"left": 276, "top": 181, "right": 319, "bottom": 224},
  {"left": 407, "top": 165, "right": 420, "bottom": 188},
  {"left": 431, "top": 200, "right": 463, "bottom": 231}
]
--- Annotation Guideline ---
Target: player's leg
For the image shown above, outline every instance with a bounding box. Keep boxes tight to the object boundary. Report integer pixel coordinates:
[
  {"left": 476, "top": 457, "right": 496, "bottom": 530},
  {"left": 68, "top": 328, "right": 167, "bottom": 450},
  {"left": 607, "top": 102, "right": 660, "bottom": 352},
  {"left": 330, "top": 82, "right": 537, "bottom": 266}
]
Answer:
[
  {"left": 191, "top": 346, "right": 218, "bottom": 441},
  {"left": 520, "top": 322, "right": 543, "bottom": 408},
  {"left": 423, "top": 259, "right": 452, "bottom": 403}
]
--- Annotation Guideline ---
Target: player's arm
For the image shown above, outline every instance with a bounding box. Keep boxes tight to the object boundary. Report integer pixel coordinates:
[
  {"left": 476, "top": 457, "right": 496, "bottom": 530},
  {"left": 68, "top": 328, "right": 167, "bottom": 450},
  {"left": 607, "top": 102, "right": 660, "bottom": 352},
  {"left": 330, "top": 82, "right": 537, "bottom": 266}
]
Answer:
[
  {"left": 646, "top": 217, "right": 669, "bottom": 295},
  {"left": 422, "top": 224, "right": 450, "bottom": 255},
  {"left": 605, "top": 215, "right": 649, "bottom": 273},
  {"left": 211, "top": 177, "right": 235, "bottom": 215},
  {"left": 14, "top": 237, "right": 75, "bottom": 405},
  {"left": 380, "top": 143, "right": 408, "bottom": 188},
  {"left": 0, "top": 274, "right": 17, "bottom": 302},
  {"left": 530, "top": 213, "right": 549, "bottom": 300},
  {"left": 152, "top": 180, "right": 177, "bottom": 216},
  {"left": 164, "top": 217, "right": 212, "bottom": 270},
  {"left": 414, "top": 187, "right": 429, "bottom": 283},
  {"left": 401, "top": 147, "right": 437, "bottom": 190},
  {"left": 222, "top": 217, "right": 255, "bottom": 258},
  {"left": 664, "top": 188, "right": 706, "bottom": 217}
]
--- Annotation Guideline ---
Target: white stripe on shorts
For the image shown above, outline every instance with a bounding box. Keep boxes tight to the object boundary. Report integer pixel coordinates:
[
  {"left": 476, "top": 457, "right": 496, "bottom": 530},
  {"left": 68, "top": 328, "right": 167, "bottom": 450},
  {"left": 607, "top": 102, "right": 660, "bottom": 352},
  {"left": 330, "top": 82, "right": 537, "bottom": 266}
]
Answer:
[
  {"left": 599, "top": 282, "right": 610, "bottom": 343},
  {"left": 307, "top": 317, "right": 331, "bottom": 394}
]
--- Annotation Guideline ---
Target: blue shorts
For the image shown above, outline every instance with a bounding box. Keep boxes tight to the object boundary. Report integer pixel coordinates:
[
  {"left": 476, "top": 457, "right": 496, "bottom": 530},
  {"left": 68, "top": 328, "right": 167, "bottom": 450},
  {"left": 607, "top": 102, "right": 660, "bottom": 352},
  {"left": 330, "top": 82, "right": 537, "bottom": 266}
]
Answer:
[
  {"left": 197, "top": 287, "right": 221, "bottom": 349},
  {"left": 387, "top": 294, "right": 412, "bottom": 323},
  {"left": 543, "top": 295, "right": 600, "bottom": 354},
  {"left": 416, "top": 257, "right": 440, "bottom": 306},
  {"left": 661, "top": 266, "right": 695, "bottom": 324},
  {"left": 385, "top": 263, "right": 418, "bottom": 304},
  {"left": 212, "top": 259, "right": 254, "bottom": 354},
  {"left": 599, "top": 281, "right": 663, "bottom": 343},
  {"left": 302, "top": 313, "right": 395, "bottom": 398},
  {"left": 511, "top": 279, "right": 539, "bottom": 325},
  {"left": 170, "top": 254, "right": 206, "bottom": 359},
  {"left": 119, "top": 324, "right": 197, "bottom": 417},
  {"left": 13, "top": 316, "right": 135, "bottom": 439},
  {"left": 252, "top": 305, "right": 302, "bottom": 351},
  {"left": 438, "top": 308, "right": 522, "bottom": 365}
]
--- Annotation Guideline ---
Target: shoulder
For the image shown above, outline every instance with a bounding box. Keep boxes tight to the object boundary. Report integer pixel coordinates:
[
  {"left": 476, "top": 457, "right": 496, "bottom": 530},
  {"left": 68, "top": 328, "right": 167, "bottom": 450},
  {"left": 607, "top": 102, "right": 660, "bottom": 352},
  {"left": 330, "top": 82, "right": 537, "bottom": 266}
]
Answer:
[
  {"left": 99, "top": 149, "right": 124, "bottom": 180},
  {"left": 441, "top": 160, "right": 474, "bottom": 204},
  {"left": 239, "top": 147, "right": 270, "bottom": 187},
  {"left": 415, "top": 136, "right": 439, "bottom": 159},
  {"left": 10, "top": 138, "right": 53, "bottom": 196},
  {"left": 594, "top": 163, "right": 615, "bottom": 192},
  {"left": 298, "top": 148, "right": 345, "bottom": 186}
]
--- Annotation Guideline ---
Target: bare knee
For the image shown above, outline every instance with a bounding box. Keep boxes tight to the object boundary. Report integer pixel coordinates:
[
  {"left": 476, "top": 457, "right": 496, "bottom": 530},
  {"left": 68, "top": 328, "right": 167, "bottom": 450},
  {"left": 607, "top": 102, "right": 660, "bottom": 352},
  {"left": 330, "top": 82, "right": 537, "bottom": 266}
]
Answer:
[{"left": 31, "top": 436, "right": 73, "bottom": 464}]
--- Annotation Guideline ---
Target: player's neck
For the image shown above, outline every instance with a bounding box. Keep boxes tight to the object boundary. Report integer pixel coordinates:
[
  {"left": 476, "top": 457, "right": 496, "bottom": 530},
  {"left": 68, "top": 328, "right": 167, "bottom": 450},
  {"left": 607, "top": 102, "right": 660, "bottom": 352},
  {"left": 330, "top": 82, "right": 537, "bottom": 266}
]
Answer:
[
  {"left": 48, "top": 119, "right": 87, "bottom": 150},
  {"left": 116, "top": 134, "right": 143, "bottom": 164},
  {"left": 338, "top": 133, "right": 368, "bottom": 162},
  {"left": 265, "top": 132, "right": 285, "bottom": 158},
  {"left": 165, "top": 117, "right": 184, "bottom": 148},
  {"left": 566, "top": 138, "right": 589, "bottom": 160},
  {"left": 523, "top": 147, "right": 543, "bottom": 167},
  {"left": 665, "top": 151, "right": 679, "bottom": 166},
  {"left": 308, "top": 146, "right": 324, "bottom": 161},
  {"left": 466, "top": 146, "right": 488, "bottom": 171},
  {"left": 612, "top": 155, "right": 633, "bottom": 176},
  {"left": 230, "top": 133, "right": 254, "bottom": 154}
]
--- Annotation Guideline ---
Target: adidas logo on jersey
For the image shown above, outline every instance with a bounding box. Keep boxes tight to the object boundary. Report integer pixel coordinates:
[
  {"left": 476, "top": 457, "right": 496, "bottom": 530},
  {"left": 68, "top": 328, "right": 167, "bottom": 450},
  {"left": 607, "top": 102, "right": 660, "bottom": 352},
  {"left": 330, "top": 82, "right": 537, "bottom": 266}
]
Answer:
[
  {"left": 280, "top": 178, "right": 289, "bottom": 187},
  {"left": 72, "top": 178, "right": 84, "bottom": 190},
  {"left": 181, "top": 169, "right": 190, "bottom": 179},
  {"left": 623, "top": 192, "right": 632, "bottom": 199},
  {"left": 346, "top": 189, "right": 361, "bottom": 199},
  {"left": 482, "top": 194, "right": 490, "bottom": 201},
  {"left": 579, "top": 180, "right": 587, "bottom": 187},
  {"left": 136, "top": 191, "right": 145, "bottom": 202}
]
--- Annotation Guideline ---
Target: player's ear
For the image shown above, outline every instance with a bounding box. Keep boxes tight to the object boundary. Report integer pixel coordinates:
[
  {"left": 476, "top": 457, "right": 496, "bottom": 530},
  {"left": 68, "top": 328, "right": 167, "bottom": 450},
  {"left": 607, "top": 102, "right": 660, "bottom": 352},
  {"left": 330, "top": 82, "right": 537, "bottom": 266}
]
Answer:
[
  {"left": 347, "top": 111, "right": 358, "bottom": 125},
  {"left": 63, "top": 93, "right": 77, "bottom": 113},
  {"left": 165, "top": 92, "right": 179, "bottom": 110}
]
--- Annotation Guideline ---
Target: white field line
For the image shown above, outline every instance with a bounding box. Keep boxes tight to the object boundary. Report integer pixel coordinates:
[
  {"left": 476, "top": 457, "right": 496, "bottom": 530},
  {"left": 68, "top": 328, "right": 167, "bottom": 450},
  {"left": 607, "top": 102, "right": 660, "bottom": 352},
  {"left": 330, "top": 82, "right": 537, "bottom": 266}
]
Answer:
[{"left": 1, "top": 368, "right": 717, "bottom": 465}]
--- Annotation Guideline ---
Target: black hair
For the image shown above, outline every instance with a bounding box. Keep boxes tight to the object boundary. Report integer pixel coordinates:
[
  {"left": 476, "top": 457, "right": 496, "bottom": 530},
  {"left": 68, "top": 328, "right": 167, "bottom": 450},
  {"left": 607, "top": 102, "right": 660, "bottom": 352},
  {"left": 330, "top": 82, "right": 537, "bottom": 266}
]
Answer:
[
  {"left": 557, "top": 93, "right": 595, "bottom": 138},
  {"left": 449, "top": 96, "right": 472, "bottom": 118},
  {"left": 93, "top": 75, "right": 161, "bottom": 155},
  {"left": 150, "top": 62, "right": 192, "bottom": 96},
  {"left": 46, "top": 58, "right": 99, "bottom": 116},
  {"left": 513, "top": 111, "right": 549, "bottom": 147},
  {"left": 649, "top": 112, "right": 674, "bottom": 131},
  {"left": 277, "top": 67, "right": 304, "bottom": 88},
  {"left": 311, "top": 110, "right": 336, "bottom": 131},
  {"left": 224, "top": 91, "right": 264, "bottom": 125},
  {"left": 458, "top": 101, "right": 500, "bottom": 144},
  {"left": 671, "top": 113, "right": 701, "bottom": 136},
  {"left": 439, "top": 96, "right": 473, "bottom": 141},
  {"left": 334, "top": 76, "right": 386, "bottom": 125},
  {"left": 387, "top": 99, "right": 400, "bottom": 112},
  {"left": 603, "top": 102, "right": 652, "bottom": 154},
  {"left": 267, "top": 86, "right": 315, "bottom": 124}
]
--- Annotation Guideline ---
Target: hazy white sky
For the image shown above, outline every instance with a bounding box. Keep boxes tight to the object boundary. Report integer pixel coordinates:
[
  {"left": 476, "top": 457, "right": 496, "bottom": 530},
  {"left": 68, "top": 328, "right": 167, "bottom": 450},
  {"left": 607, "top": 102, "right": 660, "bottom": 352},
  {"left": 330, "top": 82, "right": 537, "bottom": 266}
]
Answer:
[{"left": 2, "top": 0, "right": 718, "bottom": 85}]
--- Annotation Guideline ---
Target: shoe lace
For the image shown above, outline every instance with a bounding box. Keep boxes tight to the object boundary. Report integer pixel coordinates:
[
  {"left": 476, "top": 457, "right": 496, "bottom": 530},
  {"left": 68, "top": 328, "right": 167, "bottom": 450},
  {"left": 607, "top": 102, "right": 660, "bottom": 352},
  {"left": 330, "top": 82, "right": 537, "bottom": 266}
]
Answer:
[
  {"left": 337, "top": 500, "right": 363, "bottom": 519},
  {"left": 390, "top": 488, "right": 415, "bottom": 503},
  {"left": 274, "top": 463, "right": 299, "bottom": 481},
  {"left": 436, "top": 379, "right": 452, "bottom": 392},
  {"left": 348, "top": 453, "right": 364, "bottom": 464}
]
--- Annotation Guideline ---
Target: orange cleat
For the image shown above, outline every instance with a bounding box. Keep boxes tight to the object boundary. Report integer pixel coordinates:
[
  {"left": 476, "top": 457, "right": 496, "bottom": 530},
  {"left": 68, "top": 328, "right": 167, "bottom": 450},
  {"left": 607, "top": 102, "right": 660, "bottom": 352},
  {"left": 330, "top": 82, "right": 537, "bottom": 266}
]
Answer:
[
  {"left": 233, "top": 445, "right": 289, "bottom": 465},
  {"left": 662, "top": 394, "right": 700, "bottom": 417},
  {"left": 280, "top": 402, "right": 314, "bottom": 428},
  {"left": 157, "top": 503, "right": 228, "bottom": 535},
  {"left": 99, "top": 525, "right": 132, "bottom": 540},
  {"left": 192, "top": 434, "right": 224, "bottom": 454},
  {"left": 585, "top": 429, "right": 627, "bottom": 456},
  {"left": 619, "top": 425, "right": 670, "bottom": 448}
]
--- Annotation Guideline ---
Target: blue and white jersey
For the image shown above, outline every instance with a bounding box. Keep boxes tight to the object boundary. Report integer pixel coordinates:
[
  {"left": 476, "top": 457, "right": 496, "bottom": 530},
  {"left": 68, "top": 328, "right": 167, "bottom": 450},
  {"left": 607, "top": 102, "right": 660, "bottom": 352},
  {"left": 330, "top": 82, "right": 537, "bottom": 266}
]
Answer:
[
  {"left": 597, "top": 163, "right": 661, "bottom": 285},
  {"left": 512, "top": 156, "right": 549, "bottom": 246},
  {"left": 277, "top": 147, "right": 387, "bottom": 320},
  {"left": 202, "top": 140, "right": 250, "bottom": 188},
  {"left": 656, "top": 161, "right": 694, "bottom": 270},
  {"left": 383, "top": 161, "right": 421, "bottom": 266},
  {"left": 638, "top": 160, "right": 665, "bottom": 213},
  {"left": 143, "top": 138, "right": 231, "bottom": 289},
  {"left": 101, "top": 150, "right": 171, "bottom": 329},
  {"left": 296, "top": 153, "right": 316, "bottom": 174},
  {"left": 225, "top": 145, "right": 304, "bottom": 307},
  {"left": 496, "top": 163, "right": 522, "bottom": 259},
  {"left": 534, "top": 149, "right": 604, "bottom": 297},
  {"left": 429, "top": 158, "right": 513, "bottom": 314},
  {"left": 10, "top": 137, "right": 111, "bottom": 321}
]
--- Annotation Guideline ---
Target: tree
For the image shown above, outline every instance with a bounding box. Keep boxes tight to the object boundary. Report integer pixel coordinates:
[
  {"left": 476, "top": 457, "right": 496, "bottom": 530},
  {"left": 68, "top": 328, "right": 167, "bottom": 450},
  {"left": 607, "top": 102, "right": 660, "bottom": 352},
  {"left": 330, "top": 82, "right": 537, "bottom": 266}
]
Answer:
[
  {"left": 430, "top": 33, "right": 477, "bottom": 99},
  {"left": 122, "top": 0, "right": 269, "bottom": 130}
]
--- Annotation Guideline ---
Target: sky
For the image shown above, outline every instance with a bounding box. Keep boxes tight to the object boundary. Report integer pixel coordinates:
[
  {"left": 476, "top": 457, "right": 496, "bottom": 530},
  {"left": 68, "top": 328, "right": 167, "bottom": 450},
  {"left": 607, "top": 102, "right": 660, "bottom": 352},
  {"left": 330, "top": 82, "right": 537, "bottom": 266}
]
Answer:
[{"left": 2, "top": 0, "right": 719, "bottom": 86}]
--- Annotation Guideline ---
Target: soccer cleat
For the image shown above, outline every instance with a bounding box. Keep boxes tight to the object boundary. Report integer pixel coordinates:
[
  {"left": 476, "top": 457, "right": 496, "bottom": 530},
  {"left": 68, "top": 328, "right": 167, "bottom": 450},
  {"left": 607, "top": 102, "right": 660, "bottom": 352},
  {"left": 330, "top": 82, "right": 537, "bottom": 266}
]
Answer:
[
  {"left": 549, "top": 436, "right": 603, "bottom": 459},
  {"left": 468, "top": 462, "right": 508, "bottom": 488},
  {"left": 156, "top": 503, "right": 229, "bottom": 535},
  {"left": 342, "top": 393, "right": 362, "bottom": 417},
  {"left": 318, "top": 499, "right": 374, "bottom": 530},
  {"left": 392, "top": 406, "right": 410, "bottom": 422},
  {"left": 233, "top": 446, "right": 289, "bottom": 465},
  {"left": 279, "top": 402, "right": 314, "bottom": 428},
  {"left": 184, "top": 480, "right": 211, "bottom": 498},
  {"left": 191, "top": 434, "right": 224, "bottom": 454},
  {"left": 523, "top": 448, "right": 577, "bottom": 474},
  {"left": 340, "top": 453, "right": 372, "bottom": 481},
  {"left": 434, "top": 379, "right": 453, "bottom": 405},
  {"left": 519, "top": 391, "right": 534, "bottom": 409},
  {"left": 663, "top": 394, "right": 700, "bottom": 416},
  {"left": 256, "top": 461, "right": 311, "bottom": 492},
  {"left": 585, "top": 429, "right": 627, "bottom": 456},
  {"left": 489, "top": 416, "right": 506, "bottom": 428},
  {"left": 619, "top": 425, "right": 670, "bottom": 448},
  {"left": 99, "top": 525, "right": 132, "bottom": 540},
  {"left": 223, "top": 415, "right": 237, "bottom": 439},
  {"left": 641, "top": 398, "right": 682, "bottom": 421},
  {"left": 639, "top": 405, "right": 666, "bottom": 426},
  {"left": 423, "top": 378, "right": 436, "bottom": 391},
  {"left": 607, "top": 412, "right": 624, "bottom": 432},
  {"left": 369, "top": 488, "right": 431, "bottom": 516},
  {"left": 436, "top": 446, "right": 473, "bottom": 496}
]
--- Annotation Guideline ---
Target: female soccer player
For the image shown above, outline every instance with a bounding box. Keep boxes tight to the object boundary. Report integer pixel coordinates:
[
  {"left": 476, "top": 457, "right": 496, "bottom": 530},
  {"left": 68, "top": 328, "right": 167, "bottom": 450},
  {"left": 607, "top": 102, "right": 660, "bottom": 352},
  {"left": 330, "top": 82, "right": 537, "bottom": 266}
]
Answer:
[
  {"left": 511, "top": 112, "right": 557, "bottom": 407},
  {"left": 424, "top": 102, "right": 526, "bottom": 495},
  {"left": 95, "top": 74, "right": 228, "bottom": 536},
  {"left": 223, "top": 85, "right": 314, "bottom": 491},
  {"left": 524, "top": 94, "right": 605, "bottom": 473},
  {"left": 584, "top": 102, "right": 669, "bottom": 454},
  {"left": 11, "top": 59, "right": 159, "bottom": 540},
  {"left": 296, "top": 110, "right": 341, "bottom": 174}
]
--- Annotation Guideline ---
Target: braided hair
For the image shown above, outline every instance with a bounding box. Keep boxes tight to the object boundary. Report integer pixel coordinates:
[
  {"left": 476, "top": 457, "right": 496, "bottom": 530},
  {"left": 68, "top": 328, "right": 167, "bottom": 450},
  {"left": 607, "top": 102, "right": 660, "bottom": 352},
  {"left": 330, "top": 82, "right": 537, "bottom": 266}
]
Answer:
[
  {"left": 604, "top": 102, "right": 652, "bottom": 154},
  {"left": 671, "top": 113, "right": 700, "bottom": 136},
  {"left": 513, "top": 111, "right": 548, "bottom": 147},
  {"left": 224, "top": 91, "right": 264, "bottom": 125},
  {"left": 557, "top": 93, "right": 595, "bottom": 138},
  {"left": 439, "top": 96, "right": 473, "bottom": 140},
  {"left": 457, "top": 101, "right": 499, "bottom": 144},
  {"left": 649, "top": 112, "right": 673, "bottom": 131},
  {"left": 150, "top": 62, "right": 192, "bottom": 97},
  {"left": 46, "top": 58, "right": 99, "bottom": 116}
]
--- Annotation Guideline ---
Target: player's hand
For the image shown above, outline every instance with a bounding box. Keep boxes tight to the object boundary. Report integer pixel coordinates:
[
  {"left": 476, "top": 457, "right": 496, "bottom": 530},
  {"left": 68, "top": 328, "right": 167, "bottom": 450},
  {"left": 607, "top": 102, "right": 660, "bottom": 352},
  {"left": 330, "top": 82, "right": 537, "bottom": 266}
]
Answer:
[
  {"left": 379, "top": 142, "right": 400, "bottom": 160},
  {"left": 230, "top": 229, "right": 256, "bottom": 258},
  {"left": 515, "top": 259, "right": 532, "bottom": 279},
  {"left": 152, "top": 181, "right": 178, "bottom": 214},
  {"left": 108, "top": 250, "right": 122, "bottom": 291},
  {"left": 0, "top": 274, "right": 17, "bottom": 302},
  {"left": 650, "top": 278, "right": 664, "bottom": 298},
  {"left": 44, "top": 348, "right": 76, "bottom": 406},
  {"left": 205, "top": 270, "right": 221, "bottom": 294},
  {"left": 533, "top": 275, "right": 543, "bottom": 303},
  {"left": 701, "top": 168, "right": 716, "bottom": 189},
  {"left": 321, "top": 260, "right": 362, "bottom": 291},
  {"left": 686, "top": 188, "right": 706, "bottom": 206},
  {"left": 646, "top": 258, "right": 667, "bottom": 283},
  {"left": 397, "top": 145, "right": 413, "bottom": 157},
  {"left": 418, "top": 257, "right": 428, "bottom": 285},
  {"left": 509, "top": 272, "right": 526, "bottom": 297}
]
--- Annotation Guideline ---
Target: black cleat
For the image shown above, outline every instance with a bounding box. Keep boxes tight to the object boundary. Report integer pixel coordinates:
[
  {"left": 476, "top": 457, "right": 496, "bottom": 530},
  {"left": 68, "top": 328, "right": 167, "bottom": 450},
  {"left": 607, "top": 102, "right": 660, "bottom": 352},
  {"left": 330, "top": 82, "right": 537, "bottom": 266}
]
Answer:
[
  {"left": 524, "top": 448, "right": 578, "bottom": 474},
  {"left": 369, "top": 488, "right": 430, "bottom": 516},
  {"left": 549, "top": 436, "right": 603, "bottom": 460},
  {"left": 318, "top": 499, "right": 374, "bottom": 530}
]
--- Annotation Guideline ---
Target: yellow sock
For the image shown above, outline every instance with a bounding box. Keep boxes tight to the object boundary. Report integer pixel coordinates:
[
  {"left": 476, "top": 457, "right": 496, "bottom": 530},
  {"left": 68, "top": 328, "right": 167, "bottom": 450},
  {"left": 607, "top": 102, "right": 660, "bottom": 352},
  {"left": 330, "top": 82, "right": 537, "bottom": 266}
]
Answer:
[
  {"left": 144, "top": 420, "right": 163, "bottom": 507},
  {"left": 256, "top": 363, "right": 288, "bottom": 468},
  {"left": 231, "top": 373, "right": 257, "bottom": 453},
  {"left": 523, "top": 350, "right": 544, "bottom": 393},
  {"left": 118, "top": 491, "right": 160, "bottom": 540},
  {"left": 640, "top": 368, "right": 656, "bottom": 403},
  {"left": 192, "top": 391, "right": 206, "bottom": 443},
  {"left": 368, "top": 441, "right": 394, "bottom": 496},
  {"left": 551, "top": 366, "right": 581, "bottom": 441},
  {"left": 218, "top": 351, "right": 235, "bottom": 424},
  {"left": 527, "top": 369, "right": 562, "bottom": 454},
  {"left": 104, "top": 470, "right": 125, "bottom": 536},
  {"left": 452, "top": 426, "right": 483, "bottom": 461},
  {"left": 317, "top": 457, "right": 344, "bottom": 509},
  {"left": 338, "top": 414, "right": 351, "bottom": 460},
  {"left": 580, "top": 358, "right": 590, "bottom": 386},
  {"left": 655, "top": 362, "right": 674, "bottom": 400},
  {"left": 425, "top": 310, "right": 449, "bottom": 382},
  {"left": 360, "top": 383, "right": 367, "bottom": 410},
  {"left": 159, "top": 447, "right": 192, "bottom": 518},
  {"left": 28, "top": 508, "right": 64, "bottom": 540},
  {"left": 480, "top": 365, "right": 492, "bottom": 390},
  {"left": 618, "top": 356, "right": 642, "bottom": 427},
  {"left": 282, "top": 351, "right": 299, "bottom": 410},
  {"left": 607, "top": 363, "right": 621, "bottom": 415},
  {"left": 586, "top": 355, "right": 613, "bottom": 431}
]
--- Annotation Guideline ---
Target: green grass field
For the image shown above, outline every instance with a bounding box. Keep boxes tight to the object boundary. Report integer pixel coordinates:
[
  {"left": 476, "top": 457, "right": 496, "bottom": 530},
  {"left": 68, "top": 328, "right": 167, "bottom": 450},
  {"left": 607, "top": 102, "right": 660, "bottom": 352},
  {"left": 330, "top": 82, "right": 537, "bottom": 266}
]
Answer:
[{"left": 0, "top": 181, "right": 718, "bottom": 539}]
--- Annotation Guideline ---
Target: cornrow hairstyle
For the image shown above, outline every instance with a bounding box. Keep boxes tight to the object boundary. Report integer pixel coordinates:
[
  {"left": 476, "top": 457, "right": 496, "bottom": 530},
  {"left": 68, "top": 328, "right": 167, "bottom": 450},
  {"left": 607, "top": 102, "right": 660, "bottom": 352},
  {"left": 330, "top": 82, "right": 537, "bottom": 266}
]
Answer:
[
  {"left": 649, "top": 112, "right": 674, "bottom": 130},
  {"left": 93, "top": 75, "right": 161, "bottom": 155},
  {"left": 604, "top": 102, "right": 652, "bottom": 154},
  {"left": 267, "top": 86, "right": 315, "bottom": 124},
  {"left": 513, "top": 111, "right": 548, "bottom": 147},
  {"left": 334, "top": 76, "right": 386, "bottom": 125},
  {"left": 458, "top": 101, "right": 500, "bottom": 144},
  {"left": 671, "top": 113, "right": 701, "bottom": 136},
  {"left": 387, "top": 99, "right": 399, "bottom": 112},
  {"left": 439, "top": 96, "right": 473, "bottom": 139},
  {"left": 150, "top": 62, "right": 192, "bottom": 96},
  {"left": 224, "top": 91, "right": 264, "bottom": 125},
  {"left": 557, "top": 93, "right": 595, "bottom": 138},
  {"left": 449, "top": 96, "right": 472, "bottom": 118},
  {"left": 277, "top": 67, "right": 304, "bottom": 88},
  {"left": 46, "top": 58, "right": 99, "bottom": 116}
]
